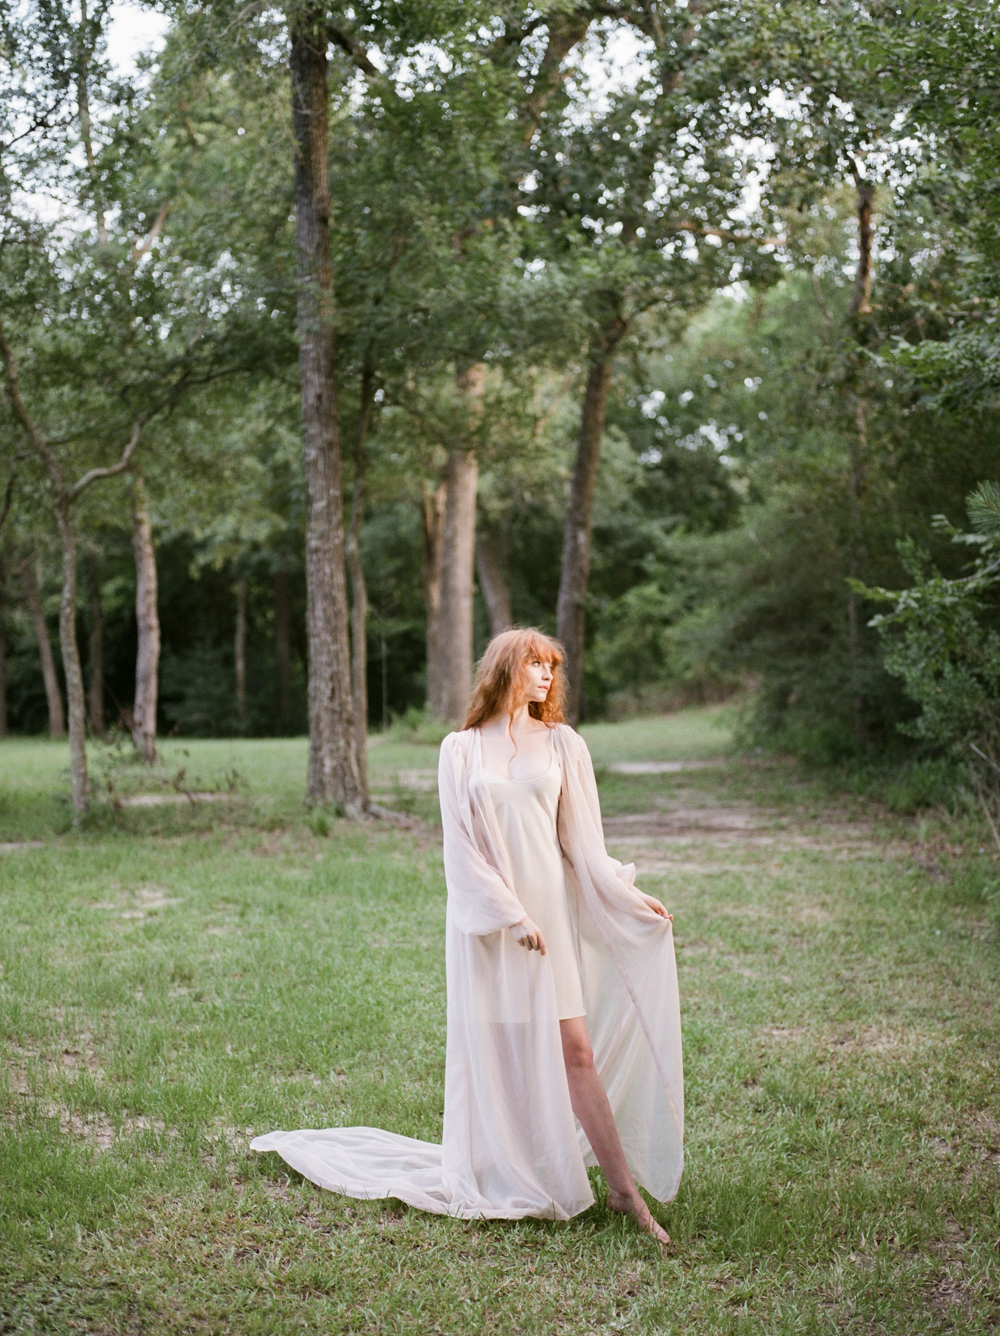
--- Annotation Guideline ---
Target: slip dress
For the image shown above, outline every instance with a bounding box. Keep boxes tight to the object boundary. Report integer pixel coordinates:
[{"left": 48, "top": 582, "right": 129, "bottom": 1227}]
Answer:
[{"left": 477, "top": 728, "right": 586, "bottom": 1019}]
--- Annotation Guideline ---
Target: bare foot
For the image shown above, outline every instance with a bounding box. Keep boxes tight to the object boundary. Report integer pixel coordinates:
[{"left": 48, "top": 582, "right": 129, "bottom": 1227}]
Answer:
[{"left": 607, "top": 1188, "right": 672, "bottom": 1247}]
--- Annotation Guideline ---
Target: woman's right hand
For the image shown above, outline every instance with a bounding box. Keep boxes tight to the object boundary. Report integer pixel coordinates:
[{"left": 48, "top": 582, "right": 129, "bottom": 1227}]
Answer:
[{"left": 510, "top": 916, "right": 547, "bottom": 954}]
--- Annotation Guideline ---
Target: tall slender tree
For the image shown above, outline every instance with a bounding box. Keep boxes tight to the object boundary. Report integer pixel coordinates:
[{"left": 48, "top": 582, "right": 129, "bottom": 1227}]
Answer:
[
  {"left": 0, "top": 559, "right": 8, "bottom": 738},
  {"left": 130, "top": 473, "right": 160, "bottom": 762},
  {"left": 345, "top": 362, "right": 374, "bottom": 778},
  {"left": 84, "top": 551, "right": 104, "bottom": 738},
  {"left": 1, "top": 341, "right": 141, "bottom": 808},
  {"left": 533, "top": 3, "right": 787, "bottom": 720},
  {"left": 17, "top": 553, "right": 65, "bottom": 739},
  {"left": 289, "top": 9, "right": 365, "bottom": 811}
]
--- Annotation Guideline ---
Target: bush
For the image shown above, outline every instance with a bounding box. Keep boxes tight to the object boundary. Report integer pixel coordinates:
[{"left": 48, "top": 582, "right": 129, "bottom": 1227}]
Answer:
[
  {"left": 860, "top": 481, "right": 1000, "bottom": 763},
  {"left": 879, "top": 758, "right": 967, "bottom": 814}
]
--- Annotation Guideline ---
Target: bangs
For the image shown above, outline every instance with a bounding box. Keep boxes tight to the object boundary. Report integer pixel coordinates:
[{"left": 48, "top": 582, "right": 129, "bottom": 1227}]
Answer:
[{"left": 520, "top": 631, "right": 563, "bottom": 667}]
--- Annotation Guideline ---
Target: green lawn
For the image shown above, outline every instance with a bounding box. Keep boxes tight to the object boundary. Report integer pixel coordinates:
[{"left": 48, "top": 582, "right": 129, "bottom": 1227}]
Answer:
[{"left": 2, "top": 711, "right": 998, "bottom": 1333}]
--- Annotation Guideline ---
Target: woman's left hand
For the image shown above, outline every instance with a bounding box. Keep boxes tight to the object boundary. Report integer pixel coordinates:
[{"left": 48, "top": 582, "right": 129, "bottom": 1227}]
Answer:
[{"left": 639, "top": 892, "right": 673, "bottom": 923}]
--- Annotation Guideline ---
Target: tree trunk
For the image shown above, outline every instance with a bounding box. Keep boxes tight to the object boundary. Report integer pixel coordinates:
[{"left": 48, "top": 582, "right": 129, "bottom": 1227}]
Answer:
[
  {"left": 0, "top": 557, "right": 8, "bottom": 738},
  {"left": 421, "top": 479, "right": 447, "bottom": 711},
  {"left": 431, "top": 446, "right": 478, "bottom": 723},
  {"left": 85, "top": 551, "right": 104, "bottom": 738},
  {"left": 380, "top": 632, "right": 389, "bottom": 731},
  {"left": 235, "top": 576, "right": 247, "bottom": 730},
  {"left": 273, "top": 570, "right": 292, "bottom": 727},
  {"left": 427, "top": 364, "right": 484, "bottom": 724},
  {"left": 130, "top": 474, "right": 160, "bottom": 764},
  {"left": 556, "top": 356, "right": 615, "bottom": 725},
  {"left": 54, "top": 503, "right": 88, "bottom": 813},
  {"left": 21, "top": 555, "right": 65, "bottom": 738},
  {"left": 0, "top": 317, "right": 140, "bottom": 815},
  {"left": 291, "top": 12, "right": 365, "bottom": 814},
  {"left": 346, "top": 507, "right": 368, "bottom": 781},
  {"left": 849, "top": 159, "right": 875, "bottom": 319},
  {"left": 847, "top": 399, "right": 869, "bottom": 742},
  {"left": 76, "top": 0, "right": 108, "bottom": 244},
  {"left": 346, "top": 367, "right": 374, "bottom": 788},
  {"left": 845, "top": 161, "right": 875, "bottom": 741},
  {"left": 476, "top": 523, "right": 512, "bottom": 638}
]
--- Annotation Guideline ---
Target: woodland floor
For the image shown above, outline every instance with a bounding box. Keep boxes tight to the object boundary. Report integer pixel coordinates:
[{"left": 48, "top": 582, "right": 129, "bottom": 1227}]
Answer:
[{"left": 1, "top": 707, "right": 999, "bottom": 1335}]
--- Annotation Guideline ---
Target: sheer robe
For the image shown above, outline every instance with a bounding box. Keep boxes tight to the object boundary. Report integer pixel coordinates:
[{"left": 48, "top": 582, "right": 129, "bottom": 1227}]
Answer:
[{"left": 250, "top": 724, "right": 684, "bottom": 1219}]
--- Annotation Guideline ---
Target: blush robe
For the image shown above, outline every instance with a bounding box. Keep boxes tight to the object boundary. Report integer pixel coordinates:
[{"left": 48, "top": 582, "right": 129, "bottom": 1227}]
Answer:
[{"left": 250, "top": 723, "right": 684, "bottom": 1220}]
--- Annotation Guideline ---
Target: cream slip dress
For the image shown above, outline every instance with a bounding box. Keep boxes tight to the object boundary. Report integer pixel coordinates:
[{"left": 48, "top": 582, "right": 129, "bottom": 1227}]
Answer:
[{"left": 478, "top": 728, "right": 586, "bottom": 1019}]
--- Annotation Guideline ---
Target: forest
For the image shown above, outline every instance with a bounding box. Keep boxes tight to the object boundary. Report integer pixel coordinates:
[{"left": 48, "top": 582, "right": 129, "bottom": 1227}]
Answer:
[
  {"left": 2, "top": 0, "right": 999, "bottom": 818},
  {"left": 6, "top": 6, "right": 1000, "bottom": 1329}
]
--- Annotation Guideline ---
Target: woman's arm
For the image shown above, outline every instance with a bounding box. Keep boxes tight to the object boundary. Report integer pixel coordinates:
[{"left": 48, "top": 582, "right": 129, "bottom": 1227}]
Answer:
[
  {"left": 557, "top": 726, "right": 672, "bottom": 923},
  {"left": 438, "top": 734, "right": 531, "bottom": 936}
]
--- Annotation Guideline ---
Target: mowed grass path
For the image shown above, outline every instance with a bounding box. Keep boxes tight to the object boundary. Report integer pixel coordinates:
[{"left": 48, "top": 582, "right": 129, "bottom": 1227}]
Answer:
[{"left": 1, "top": 709, "right": 998, "bottom": 1334}]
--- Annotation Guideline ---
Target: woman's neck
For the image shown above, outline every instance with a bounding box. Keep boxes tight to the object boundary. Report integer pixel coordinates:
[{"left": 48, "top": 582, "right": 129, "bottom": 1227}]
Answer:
[{"left": 484, "top": 702, "right": 535, "bottom": 733}]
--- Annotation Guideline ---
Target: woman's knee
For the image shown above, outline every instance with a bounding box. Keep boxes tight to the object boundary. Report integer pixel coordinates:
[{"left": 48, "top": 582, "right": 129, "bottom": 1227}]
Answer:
[{"left": 560, "top": 1024, "right": 595, "bottom": 1072}]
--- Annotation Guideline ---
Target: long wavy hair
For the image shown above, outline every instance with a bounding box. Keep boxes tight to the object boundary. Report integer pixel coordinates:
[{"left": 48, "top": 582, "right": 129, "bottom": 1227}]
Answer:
[{"left": 463, "top": 628, "right": 566, "bottom": 730}]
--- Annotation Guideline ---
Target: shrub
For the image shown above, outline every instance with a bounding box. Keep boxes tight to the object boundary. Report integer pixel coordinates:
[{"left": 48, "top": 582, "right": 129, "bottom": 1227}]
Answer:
[{"left": 860, "top": 481, "right": 1000, "bottom": 761}]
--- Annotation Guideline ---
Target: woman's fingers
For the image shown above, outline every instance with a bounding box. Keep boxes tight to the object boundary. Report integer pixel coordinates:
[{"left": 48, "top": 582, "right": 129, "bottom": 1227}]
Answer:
[
  {"left": 516, "top": 929, "right": 548, "bottom": 954},
  {"left": 639, "top": 891, "right": 672, "bottom": 920}
]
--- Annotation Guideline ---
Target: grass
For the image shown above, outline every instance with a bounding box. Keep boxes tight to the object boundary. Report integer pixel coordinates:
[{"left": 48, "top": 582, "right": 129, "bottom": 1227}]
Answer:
[{"left": 1, "top": 708, "right": 999, "bottom": 1333}]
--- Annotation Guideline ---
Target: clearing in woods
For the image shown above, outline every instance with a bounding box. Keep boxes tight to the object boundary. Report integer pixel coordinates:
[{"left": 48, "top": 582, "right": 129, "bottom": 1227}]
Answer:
[{"left": 1, "top": 706, "right": 998, "bottom": 1333}]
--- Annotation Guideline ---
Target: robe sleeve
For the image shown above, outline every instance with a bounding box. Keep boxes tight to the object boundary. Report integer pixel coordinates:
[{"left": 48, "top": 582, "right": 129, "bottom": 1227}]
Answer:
[
  {"left": 438, "top": 732, "right": 527, "bottom": 936},
  {"left": 557, "top": 726, "right": 660, "bottom": 920}
]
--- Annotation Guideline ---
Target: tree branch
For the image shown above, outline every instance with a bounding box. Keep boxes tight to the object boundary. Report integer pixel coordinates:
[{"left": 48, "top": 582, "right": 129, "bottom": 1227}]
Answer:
[
  {"left": 327, "top": 23, "right": 379, "bottom": 78},
  {"left": 521, "top": 10, "right": 593, "bottom": 141},
  {"left": 67, "top": 421, "right": 142, "bottom": 502},
  {"left": 76, "top": 0, "right": 108, "bottom": 243},
  {"left": 811, "top": 269, "right": 834, "bottom": 324},
  {"left": 658, "top": 0, "right": 702, "bottom": 96},
  {"left": 130, "top": 200, "right": 171, "bottom": 263},
  {"left": 532, "top": 370, "right": 578, "bottom": 440},
  {"left": 0, "top": 460, "right": 18, "bottom": 533},
  {"left": 666, "top": 220, "right": 784, "bottom": 247},
  {"left": 4, "top": 108, "right": 77, "bottom": 152},
  {"left": 0, "top": 314, "right": 65, "bottom": 492},
  {"left": 486, "top": 15, "right": 547, "bottom": 63}
]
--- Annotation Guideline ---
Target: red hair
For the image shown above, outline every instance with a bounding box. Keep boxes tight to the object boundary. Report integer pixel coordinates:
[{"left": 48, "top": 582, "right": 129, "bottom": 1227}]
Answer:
[{"left": 463, "top": 628, "right": 566, "bottom": 730}]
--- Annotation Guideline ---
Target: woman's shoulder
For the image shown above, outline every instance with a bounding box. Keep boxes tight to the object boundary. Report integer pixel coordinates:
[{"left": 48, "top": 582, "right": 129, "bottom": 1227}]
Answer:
[
  {"left": 551, "top": 722, "right": 587, "bottom": 752},
  {"left": 440, "top": 728, "right": 475, "bottom": 754}
]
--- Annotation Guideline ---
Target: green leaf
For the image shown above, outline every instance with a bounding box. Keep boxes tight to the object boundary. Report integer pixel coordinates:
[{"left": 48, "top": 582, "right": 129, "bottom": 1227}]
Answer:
[{"left": 967, "top": 480, "right": 1000, "bottom": 544}]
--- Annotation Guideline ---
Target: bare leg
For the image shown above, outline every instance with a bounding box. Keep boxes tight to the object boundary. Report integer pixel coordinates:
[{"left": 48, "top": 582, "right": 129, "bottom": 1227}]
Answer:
[{"left": 559, "top": 1016, "right": 670, "bottom": 1245}]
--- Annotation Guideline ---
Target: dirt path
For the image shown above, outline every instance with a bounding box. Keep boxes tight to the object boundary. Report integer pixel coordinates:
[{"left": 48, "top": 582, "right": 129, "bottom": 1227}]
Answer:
[{"left": 603, "top": 801, "right": 916, "bottom": 875}]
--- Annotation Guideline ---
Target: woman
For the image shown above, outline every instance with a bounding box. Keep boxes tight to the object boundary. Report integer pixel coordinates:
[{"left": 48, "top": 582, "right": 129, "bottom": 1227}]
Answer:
[{"left": 252, "top": 629, "right": 683, "bottom": 1244}]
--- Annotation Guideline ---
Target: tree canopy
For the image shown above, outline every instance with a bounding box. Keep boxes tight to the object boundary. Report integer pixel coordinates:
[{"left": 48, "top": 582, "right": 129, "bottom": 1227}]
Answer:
[{"left": 2, "top": 0, "right": 999, "bottom": 810}]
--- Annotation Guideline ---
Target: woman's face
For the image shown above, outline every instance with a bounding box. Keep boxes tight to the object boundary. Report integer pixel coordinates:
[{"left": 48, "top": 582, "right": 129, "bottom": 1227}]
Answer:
[{"left": 520, "top": 655, "right": 554, "bottom": 703}]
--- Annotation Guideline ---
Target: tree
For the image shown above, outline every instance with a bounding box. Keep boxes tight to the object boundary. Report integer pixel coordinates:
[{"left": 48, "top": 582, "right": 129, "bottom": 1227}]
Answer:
[
  {"left": 83, "top": 549, "right": 104, "bottom": 737},
  {"left": 522, "top": 4, "right": 787, "bottom": 719},
  {"left": 0, "top": 0, "right": 260, "bottom": 806},
  {"left": 285, "top": 10, "right": 363, "bottom": 809},
  {"left": 0, "top": 308, "right": 140, "bottom": 810},
  {"left": 129, "top": 473, "right": 159, "bottom": 761},
  {"left": 17, "top": 549, "right": 65, "bottom": 739}
]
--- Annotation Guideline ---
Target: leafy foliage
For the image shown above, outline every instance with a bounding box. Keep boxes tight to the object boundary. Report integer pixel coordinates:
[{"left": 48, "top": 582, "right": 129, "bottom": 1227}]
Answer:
[{"left": 859, "top": 482, "right": 1000, "bottom": 765}]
